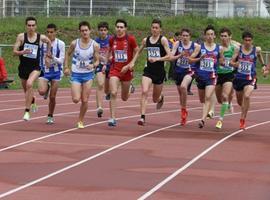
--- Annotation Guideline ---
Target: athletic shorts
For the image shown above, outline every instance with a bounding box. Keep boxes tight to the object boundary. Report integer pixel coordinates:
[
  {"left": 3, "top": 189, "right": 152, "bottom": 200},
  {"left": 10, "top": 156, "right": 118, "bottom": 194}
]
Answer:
[
  {"left": 109, "top": 68, "right": 133, "bottom": 82},
  {"left": 95, "top": 64, "right": 110, "bottom": 78},
  {"left": 143, "top": 67, "right": 166, "bottom": 85},
  {"left": 39, "top": 72, "right": 61, "bottom": 82},
  {"left": 18, "top": 65, "right": 40, "bottom": 80},
  {"left": 71, "top": 72, "right": 95, "bottom": 84},
  {"left": 196, "top": 77, "right": 217, "bottom": 90},
  {"left": 216, "top": 73, "right": 235, "bottom": 86},
  {"left": 175, "top": 71, "right": 194, "bottom": 86},
  {"left": 233, "top": 78, "right": 256, "bottom": 91}
]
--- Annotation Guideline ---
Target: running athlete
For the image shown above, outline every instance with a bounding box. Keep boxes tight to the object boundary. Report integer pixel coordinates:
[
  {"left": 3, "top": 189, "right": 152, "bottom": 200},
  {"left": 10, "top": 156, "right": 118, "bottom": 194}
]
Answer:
[
  {"left": 107, "top": 19, "right": 139, "bottom": 126},
  {"left": 64, "top": 21, "right": 99, "bottom": 129},
  {"left": 189, "top": 25, "right": 224, "bottom": 128},
  {"left": 38, "top": 23, "right": 65, "bottom": 124},
  {"left": 230, "top": 31, "right": 266, "bottom": 129},
  {"left": 95, "top": 21, "right": 111, "bottom": 118},
  {"left": 13, "top": 16, "right": 51, "bottom": 121},
  {"left": 130, "top": 19, "right": 171, "bottom": 125},
  {"left": 215, "top": 27, "right": 239, "bottom": 129},
  {"left": 170, "top": 28, "right": 200, "bottom": 125}
]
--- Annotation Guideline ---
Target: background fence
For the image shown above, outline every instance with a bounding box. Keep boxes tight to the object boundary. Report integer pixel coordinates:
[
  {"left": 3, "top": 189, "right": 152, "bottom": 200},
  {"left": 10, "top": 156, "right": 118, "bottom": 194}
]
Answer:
[{"left": 0, "top": 0, "right": 269, "bottom": 18}]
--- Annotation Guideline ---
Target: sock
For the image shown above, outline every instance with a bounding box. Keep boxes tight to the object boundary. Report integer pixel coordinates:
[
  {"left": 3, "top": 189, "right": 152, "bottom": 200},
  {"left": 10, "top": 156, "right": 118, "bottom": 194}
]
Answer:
[
  {"left": 25, "top": 108, "right": 30, "bottom": 112},
  {"left": 219, "top": 102, "right": 229, "bottom": 120},
  {"left": 31, "top": 97, "right": 35, "bottom": 104},
  {"left": 48, "top": 114, "right": 53, "bottom": 117},
  {"left": 141, "top": 115, "right": 145, "bottom": 120}
]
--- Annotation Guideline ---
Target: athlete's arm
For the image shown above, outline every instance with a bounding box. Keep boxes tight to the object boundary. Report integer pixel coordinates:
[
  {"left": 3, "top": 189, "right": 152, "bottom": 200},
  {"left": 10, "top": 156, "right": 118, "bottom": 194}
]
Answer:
[
  {"left": 41, "top": 34, "right": 52, "bottom": 57},
  {"left": 128, "top": 38, "right": 146, "bottom": 70},
  {"left": 91, "top": 42, "right": 100, "bottom": 70},
  {"left": 256, "top": 46, "right": 269, "bottom": 76},
  {"left": 219, "top": 46, "right": 225, "bottom": 66},
  {"left": 64, "top": 40, "right": 76, "bottom": 76},
  {"left": 188, "top": 43, "right": 201, "bottom": 63},
  {"left": 13, "top": 33, "right": 30, "bottom": 56},
  {"left": 229, "top": 47, "right": 240, "bottom": 68},
  {"left": 170, "top": 41, "right": 182, "bottom": 61}
]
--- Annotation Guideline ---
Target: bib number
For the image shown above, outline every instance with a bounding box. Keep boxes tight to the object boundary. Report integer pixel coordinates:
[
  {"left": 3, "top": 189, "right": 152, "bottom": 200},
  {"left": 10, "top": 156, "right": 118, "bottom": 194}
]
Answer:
[
  {"left": 238, "top": 61, "right": 252, "bottom": 75},
  {"left": 200, "top": 58, "right": 214, "bottom": 72},
  {"left": 147, "top": 47, "right": 161, "bottom": 58},
  {"left": 23, "top": 43, "right": 38, "bottom": 59},
  {"left": 115, "top": 50, "right": 128, "bottom": 62}
]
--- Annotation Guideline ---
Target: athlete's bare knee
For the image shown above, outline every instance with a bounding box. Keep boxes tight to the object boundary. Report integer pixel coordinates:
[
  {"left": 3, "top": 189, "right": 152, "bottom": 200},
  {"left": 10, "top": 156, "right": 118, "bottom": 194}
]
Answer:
[
  {"left": 26, "top": 82, "right": 33, "bottom": 90},
  {"left": 72, "top": 98, "right": 80, "bottom": 104},
  {"left": 38, "top": 90, "right": 46, "bottom": 96},
  {"left": 110, "top": 90, "right": 117, "bottom": 98}
]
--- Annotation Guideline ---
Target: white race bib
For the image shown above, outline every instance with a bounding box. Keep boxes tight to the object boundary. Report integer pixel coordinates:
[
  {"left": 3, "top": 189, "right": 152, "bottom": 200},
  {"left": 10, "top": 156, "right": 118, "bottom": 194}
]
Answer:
[
  {"left": 23, "top": 43, "right": 38, "bottom": 59},
  {"left": 115, "top": 50, "right": 128, "bottom": 62},
  {"left": 238, "top": 61, "right": 252, "bottom": 75},
  {"left": 200, "top": 58, "right": 214, "bottom": 72},
  {"left": 147, "top": 47, "right": 161, "bottom": 58}
]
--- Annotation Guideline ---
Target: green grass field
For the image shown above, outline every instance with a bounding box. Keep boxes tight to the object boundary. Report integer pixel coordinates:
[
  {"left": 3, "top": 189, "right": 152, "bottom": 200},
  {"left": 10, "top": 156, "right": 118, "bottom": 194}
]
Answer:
[{"left": 1, "top": 15, "right": 270, "bottom": 89}]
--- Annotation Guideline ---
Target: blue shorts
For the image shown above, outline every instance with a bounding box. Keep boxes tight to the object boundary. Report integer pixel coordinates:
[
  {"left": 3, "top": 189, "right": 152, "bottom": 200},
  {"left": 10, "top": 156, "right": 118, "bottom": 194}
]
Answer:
[
  {"left": 40, "top": 71, "right": 61, "bottom": 82},
  {"left": 233, "top": 78, "right": 256, "bottom": 91},
  {"left": 71, "top": 72, "right": 95, "bottom": 84},
  {"left": 196, "top": 77, "right": 217, "bottom": 90},
  {"left": 175, "top": 71, "right": 194, "bottom": 86},
  {"left": 95, "top": 64, "right": 110, "bottom": 78}
]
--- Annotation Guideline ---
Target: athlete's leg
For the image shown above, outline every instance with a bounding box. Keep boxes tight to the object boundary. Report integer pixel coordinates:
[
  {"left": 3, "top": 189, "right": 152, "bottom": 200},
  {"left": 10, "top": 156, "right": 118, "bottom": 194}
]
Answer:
[
  {"left": 241, "top": 85, "right": 254, "bottom": 120},
  {"left": 180, "top": 74, "right": 192, "bottom": 109},
  {"left": 48, "top": 80, "right": 59, "bottom": 117},
  {"left": 79, "top": 80, "right": 93, "bottom": 123},
  {"left": 38, "top": 78, "right": 49, "bottom": 96},
  {"left": 109, "top": 76, "right": 120, "bottom": 119},
  {"left": 95, "top": 72, "right": 105, "bottom": 109},
  {"left": 202, "top": 85, "right": 216, "bottom": 121},
  {"left": 25, "top": 70, "right": 40, "bottom": 110}
]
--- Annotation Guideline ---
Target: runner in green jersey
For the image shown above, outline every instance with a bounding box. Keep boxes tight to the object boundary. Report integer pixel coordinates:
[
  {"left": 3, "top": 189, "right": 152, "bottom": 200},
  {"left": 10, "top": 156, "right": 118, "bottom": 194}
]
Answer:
[{"left": 215, "top": 27, "right": 239, "bottom": 129}]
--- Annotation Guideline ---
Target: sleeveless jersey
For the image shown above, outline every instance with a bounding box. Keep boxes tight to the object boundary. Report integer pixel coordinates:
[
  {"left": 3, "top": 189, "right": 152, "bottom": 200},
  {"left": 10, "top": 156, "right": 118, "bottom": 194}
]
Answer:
[
  {"left": 235, "top": 46, "right": 257, "bottom": 80},
  {"left": 95, "top": 35, "right": 110, "bottom": 66},
  {"left": 197, "top": 43, "right": 220, "bottom": 79},
  {"left": 217, "top": 44, "right": 235, "bottom": 74},
  {"left": 72, "top": 39, "right": 95, "bottom": 73},
  {"left": 174, "top": 41, "right": 195, "bottom": 74},
  {"left": 145, "top": 35, "right": 166, "bottom": 73},
  {"left": 19, "top": 33, "right": 41, "bottom": 68}
]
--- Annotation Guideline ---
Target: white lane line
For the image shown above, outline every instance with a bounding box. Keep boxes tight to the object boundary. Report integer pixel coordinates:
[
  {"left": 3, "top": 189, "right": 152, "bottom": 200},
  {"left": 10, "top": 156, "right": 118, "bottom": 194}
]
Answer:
[
  {"left": 138, "top": 120, "right": 270, "bottom": 200},
  {"left": 0, "top": 101, "right": 182, "bottom": 126},
  {"left": 0, "top": 107, "right": 269, "bottom": 198}
]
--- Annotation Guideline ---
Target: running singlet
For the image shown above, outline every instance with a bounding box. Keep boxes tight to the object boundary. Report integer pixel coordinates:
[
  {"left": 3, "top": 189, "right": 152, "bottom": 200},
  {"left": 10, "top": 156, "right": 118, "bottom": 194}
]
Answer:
[
  {"left": 109, "top": 34, "right": 137, "bottom": 71},
  {"left": 71, "top": 39, "right": 96, "bottom": 73},
  {"left": 95, "top": 35, "right": 110, "bottom": 66},
  {"left": 40, "top": 38, "right": 65, "bottom": 74},
  {"left": 146, "top": 35, "right": 166, "bottom": 72},
  {"left": 217, "top": 44, "right": 235, "bottom": 74},
  {"left": 19, "top": 33, "right": 41, "bottom": 68},
  {"left": 197, "top": 43, "right": 220, "bottom": 79},
  {"left": 174, "top": 41, "right": 195, "bottom": 74},
  {"left": 235, "top": 46, "right": 257, "bottom": 80}
]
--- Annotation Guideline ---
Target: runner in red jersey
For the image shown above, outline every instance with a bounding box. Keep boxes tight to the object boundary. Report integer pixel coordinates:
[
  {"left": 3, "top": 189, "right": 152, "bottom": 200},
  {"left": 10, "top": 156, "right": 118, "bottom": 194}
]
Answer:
[{"left": 107, "top": 19, "right": 139, "bottom": 126}]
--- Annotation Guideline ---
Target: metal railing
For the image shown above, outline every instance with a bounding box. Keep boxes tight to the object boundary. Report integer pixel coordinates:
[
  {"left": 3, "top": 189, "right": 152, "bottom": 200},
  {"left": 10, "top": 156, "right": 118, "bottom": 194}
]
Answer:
[{"left": 0, "top": 0, "right": 268, "bottom": 18}]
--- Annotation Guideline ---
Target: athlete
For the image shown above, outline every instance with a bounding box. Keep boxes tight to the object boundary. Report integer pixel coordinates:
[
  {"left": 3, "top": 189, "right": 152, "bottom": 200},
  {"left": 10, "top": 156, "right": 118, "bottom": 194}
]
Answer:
[
  {"left": 13, "top": 16, "right": 51, "bottom": 121},
  {"left": 230, "top": 31, "right": 266, "bottom": 129},
  {"left": 38, "top": 23, "right": 65, "bottom": 124},
  {"left": 170, "top": 28, "right": 200, "bottom": 125},
  {"left": 130, "top": 18, "right": 171, "bottom": 125},
  {"left": 64, "top": 21, "right": 99, "bottom": 128},
  {"left": 107, "top": 19, "right": 139, "bottom": 126},
  {"left": 189, "top": 25, "right": 224, "bottom": 128},
  {"left": 95, "top": 21, "right": 111, "bottom": 118}
]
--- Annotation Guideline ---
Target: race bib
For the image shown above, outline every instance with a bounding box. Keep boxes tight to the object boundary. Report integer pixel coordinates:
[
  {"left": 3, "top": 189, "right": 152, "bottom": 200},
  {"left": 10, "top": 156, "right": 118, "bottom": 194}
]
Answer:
[
  {"left": 115, "top": 50, "right": 128, "bottom": 62},
  {"left": 223, "top": 57, "right": 233, "bottom": 70},
  {"left": 77, "top": 60, "right": 91, "bottom": 69},
  {"left": 147, "top": 47, "right": 161, "bottom": 58},
  {"left": 176, "top": 57, "right": 190, "bottom": 69},
  {"left": 238, "top": 61, "right": 252, "bottom": 75},
  {"left": 200, "top": 58, "right": 214, "bottom": 72},
  {"left": 23, "top": 43, "right": 38, "bottom": 59}
]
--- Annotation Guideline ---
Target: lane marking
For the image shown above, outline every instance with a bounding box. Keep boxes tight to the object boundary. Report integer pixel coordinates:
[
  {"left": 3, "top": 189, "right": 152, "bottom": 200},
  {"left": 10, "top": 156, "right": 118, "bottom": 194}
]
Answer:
[{"left": 0, "top": 108, "right": 270, "bottom": 198}]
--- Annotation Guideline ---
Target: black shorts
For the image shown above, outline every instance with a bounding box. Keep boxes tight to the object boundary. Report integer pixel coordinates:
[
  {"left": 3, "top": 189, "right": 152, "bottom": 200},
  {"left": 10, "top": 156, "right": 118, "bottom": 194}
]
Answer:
[
  {"left": 175, "top": 71, "right": 194, "bottom": 86},
  {"left": 95, "top": 64, "right": 110, "bottom": 79},
  {"left": 18, "top": 65, "right": 40, "bottom": 80},
  {"left": 216, "top": 73, "right": 235, "bottom": 86},
  {"left": 233, "top": 78, "right": 256, "bottom": 91},
  {"left": 196, "top": 77, "right": 217, "bottom": 90},
  {"left": 143, "top": 68, "right": 166, "bottom": 85}
]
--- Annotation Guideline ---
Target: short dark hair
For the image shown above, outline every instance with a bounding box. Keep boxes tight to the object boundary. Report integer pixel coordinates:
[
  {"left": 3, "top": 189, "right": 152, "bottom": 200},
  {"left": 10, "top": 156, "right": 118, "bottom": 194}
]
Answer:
[
  {"left": 219, "top": 27, "right": 231, "bottom": 36},
  {"left": 79, "top": 21, "right": 91, "bottom": 30},
  {"left": 174, "top": 31, "right": 180, "bottom": 37},
  {"left": 25, "top": 16, "right": 37, "bottom": 25},
  {"left": 152, "top": 18, "right": 162, "bottom": 27},
  {"left": 115, "top": 19, "right": 127, "bottom": 27},
  {"left": 98, "top": 21, "right": 109, "bottom": 30},
  {"left": 242, "top": 31, "right": 253, "bottom": 39},
  {"left": 180, "top": 28, "right": 191, "bottom": 36},
  {"left": 204, "top": 24, "right": 215, "bottom": 34},
  {"left": 47, "top": 23, "right": 57, "bottom": 30}
]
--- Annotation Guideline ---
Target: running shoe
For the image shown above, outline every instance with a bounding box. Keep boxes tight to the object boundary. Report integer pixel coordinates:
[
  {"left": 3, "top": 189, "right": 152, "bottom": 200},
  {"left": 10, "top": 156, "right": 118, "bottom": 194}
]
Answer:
[
  {"left": 105, "top": 93, "right": 111, "bottom": 100},
  {"left": 23, "top": 112, "right": 30, "bottom": 121},
  {"left": 97, "top": 107, "right": 103, "bottom": 118},
  {"left": 137, "top": 118, "right": 145, "bottom": 126},
  {"left": 156, "top": 95, "right": 164, "bottom": 110},
  {"left": 129, "top": 82, "right": 135, "bottom": 94},
  {"left": 77, "top": 121, "right": 84, "bottom": 129},
  {"left": 206, "top": 111, "right": 214, "bottom": 119},
  {"left": 198, "top": 120, "right": 205, "bottom": 128},
  {"left": 216, "top": 120, "right": 223, "bottom": 129},
  {"left": 240, "top": 119, "right": 246, "bottom": 130},
  {"left": 46, "top": 116, "right": 54, "bottom": 124},
  {"left": 43, "top": 83, "right": 51, "bottom": 100},
  {"left": 180, "top": 109, "right": 188, "bottom": 126},
  {"left": 108, "top": 118, "right": 117, "bottom": 127}
]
